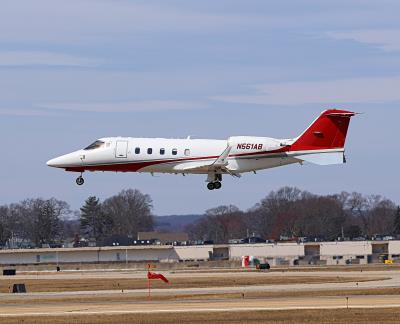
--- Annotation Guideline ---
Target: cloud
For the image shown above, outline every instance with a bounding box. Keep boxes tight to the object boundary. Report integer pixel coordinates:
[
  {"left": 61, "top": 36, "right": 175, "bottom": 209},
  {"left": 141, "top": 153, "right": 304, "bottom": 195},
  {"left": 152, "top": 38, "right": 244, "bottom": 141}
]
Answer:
[
  {"left": 0, "top": 51, "right": 101, "bottom": 67},
  {"left": 4, "top": 0, "right": 397, "bottom": 45},
  {"left": 211, "top": 76, "right": 400, "bottom": 106},
  {"left": 0, "top": 108, "right": 60, "bottom": 117},
  {"left": 327, "top": 29, "right": 400, "bottom": 52},
  {"left": 36, "top": 100, "right": 205, "bottom": 113},
  {"left": 0, "top": 1, "right": 257, "bottom": 44}
]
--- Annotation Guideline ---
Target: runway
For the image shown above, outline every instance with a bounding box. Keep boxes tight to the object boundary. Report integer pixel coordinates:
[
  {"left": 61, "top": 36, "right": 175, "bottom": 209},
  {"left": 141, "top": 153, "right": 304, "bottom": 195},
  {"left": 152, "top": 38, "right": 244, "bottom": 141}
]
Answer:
[{"left": 1, "top": 295, "right": 400, "bottom": 317}]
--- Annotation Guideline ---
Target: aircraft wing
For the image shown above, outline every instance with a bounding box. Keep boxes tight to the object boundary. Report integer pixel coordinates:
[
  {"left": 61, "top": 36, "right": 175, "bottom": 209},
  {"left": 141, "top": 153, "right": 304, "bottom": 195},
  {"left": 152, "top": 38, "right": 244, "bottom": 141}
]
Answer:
[{"left": 175, "top": 145, "right": 239, "bottom": 176}]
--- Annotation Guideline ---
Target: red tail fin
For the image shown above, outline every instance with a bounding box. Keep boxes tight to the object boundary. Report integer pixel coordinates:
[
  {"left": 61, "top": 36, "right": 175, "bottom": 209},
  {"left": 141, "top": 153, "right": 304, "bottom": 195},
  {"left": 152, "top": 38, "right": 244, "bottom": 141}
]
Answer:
[{"left": 290, "top": 109, "right": 355, "bottom": 151}]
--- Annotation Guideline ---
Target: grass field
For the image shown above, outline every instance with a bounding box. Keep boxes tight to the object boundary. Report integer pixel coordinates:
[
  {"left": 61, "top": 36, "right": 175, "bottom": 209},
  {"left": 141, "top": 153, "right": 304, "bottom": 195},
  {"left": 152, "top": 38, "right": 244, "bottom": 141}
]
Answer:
[
  {"left": 0, "top": 308, "right": 399, "bottom": 324},
  {"left": 0, "top": 275, "right": 380, "bottom": 293},
  {"left": 1, "top": 286, "right": 399, "bottom": 306}
]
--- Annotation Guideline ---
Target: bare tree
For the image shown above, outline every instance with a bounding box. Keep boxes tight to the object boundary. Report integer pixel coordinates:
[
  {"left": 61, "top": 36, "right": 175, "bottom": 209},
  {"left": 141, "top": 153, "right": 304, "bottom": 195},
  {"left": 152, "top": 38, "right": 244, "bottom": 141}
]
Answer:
[
  {"left": 394, "top": 206, "right": 400, "bottom": 236},
  {"left": 101, "top": 189, "right": 153, "bottom": 238},
  {"left": 251, "top": 187, "right": 312, "bottom": 239},
  {"left": 10, "top": 198, "right": 70, "bottom": 247},
  {"left": 346, "top": 192, "right": 369, "bottom": 234},
  {"left": 187, "top": 205, "right": 246, "bottom": 243},
  {"left": 367, "top": 199, "right": 397, "bottom": 236}
]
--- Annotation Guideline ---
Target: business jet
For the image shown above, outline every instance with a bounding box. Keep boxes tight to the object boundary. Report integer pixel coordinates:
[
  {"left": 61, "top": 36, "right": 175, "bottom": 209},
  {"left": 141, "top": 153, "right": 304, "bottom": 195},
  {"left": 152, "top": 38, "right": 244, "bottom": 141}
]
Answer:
[{"left": 47, "top": 109, "right": 356, "bottom": 190}]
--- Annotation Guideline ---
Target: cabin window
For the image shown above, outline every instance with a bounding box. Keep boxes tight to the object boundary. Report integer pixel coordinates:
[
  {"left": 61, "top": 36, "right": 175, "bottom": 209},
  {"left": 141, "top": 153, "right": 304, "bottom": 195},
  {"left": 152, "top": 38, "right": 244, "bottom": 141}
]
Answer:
[
  {"left": 172, "top": 148, "right": 177, "bottom": 155},
  {"left": 184, "top": 149, "right": 190, "bottom": 156},
  {"left": 147, "top": 148, "right": 153, "bottom": 154},
  {"left": 84, "top": 140, "right": 105, "bottom": 150},
  {"left": 160, "top": 148, "right": 165, "bottom": 155},
  {"left": 135, "top": 147, "right": 140, "bottom": 154}
]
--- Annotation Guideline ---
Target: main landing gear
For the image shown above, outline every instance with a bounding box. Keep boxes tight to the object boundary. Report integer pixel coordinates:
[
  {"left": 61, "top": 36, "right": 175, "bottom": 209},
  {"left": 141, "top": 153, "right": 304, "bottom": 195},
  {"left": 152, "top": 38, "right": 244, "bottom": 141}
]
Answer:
[
  {"left": 206, "top": 173, "right": 222, "bottom": 190},
  {"left": 207, "top": 181, "right": 222, "bottom": 190},
  {"left": 76, "top": 174, "right": 85, "bottom": 186}
]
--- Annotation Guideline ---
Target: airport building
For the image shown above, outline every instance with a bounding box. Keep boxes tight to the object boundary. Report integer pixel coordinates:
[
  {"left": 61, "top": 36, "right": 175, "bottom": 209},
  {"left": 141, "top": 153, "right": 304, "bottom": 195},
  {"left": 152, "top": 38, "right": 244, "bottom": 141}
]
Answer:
[
  {"left": 227, "top": 242, "right": 304, "bottom": 266},
  {"left": 1, "top": 240, "right": 400, "bottom": 266}
]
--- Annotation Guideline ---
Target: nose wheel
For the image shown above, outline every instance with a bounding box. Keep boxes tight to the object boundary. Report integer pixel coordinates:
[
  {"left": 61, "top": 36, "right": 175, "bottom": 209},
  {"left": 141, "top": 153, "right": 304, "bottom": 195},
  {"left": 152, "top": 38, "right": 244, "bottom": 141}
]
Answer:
[{"left": 76, "top": 175, "right": 85, "bottom": 186}]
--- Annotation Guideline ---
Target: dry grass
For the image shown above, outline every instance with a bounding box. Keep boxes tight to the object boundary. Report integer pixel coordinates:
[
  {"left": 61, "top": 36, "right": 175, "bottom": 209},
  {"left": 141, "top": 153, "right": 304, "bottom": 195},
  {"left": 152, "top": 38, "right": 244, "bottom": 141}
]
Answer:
[
  {"left": 0, "top": 275, "right": 379, "bottom": 293},
  {"left": 1, "top": 264, "right": 398, "bottom": 323},
  {"left": 1, "top": 286, "right": 399, "bottom": 306},
  {"left": 0, "top": 308, "right": 400, "bottom": 324}
]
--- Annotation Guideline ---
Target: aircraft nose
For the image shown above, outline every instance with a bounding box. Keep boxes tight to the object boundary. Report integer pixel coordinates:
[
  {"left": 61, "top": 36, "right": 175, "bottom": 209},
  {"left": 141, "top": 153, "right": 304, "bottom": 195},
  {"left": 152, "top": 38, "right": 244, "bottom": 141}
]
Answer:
[
  {"left": 46, "top": 157, "right": 63, "bottom": 168},
  {"left": 47, "top": 151, "right": 83, "bottom": 168}
]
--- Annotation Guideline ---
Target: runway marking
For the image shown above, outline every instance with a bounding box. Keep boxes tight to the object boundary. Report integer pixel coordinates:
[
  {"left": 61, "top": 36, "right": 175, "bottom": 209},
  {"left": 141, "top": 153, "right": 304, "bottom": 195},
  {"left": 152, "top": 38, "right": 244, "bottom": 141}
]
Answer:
[{"left": 2, "top": 305, "right": 400, "bottom": 317}]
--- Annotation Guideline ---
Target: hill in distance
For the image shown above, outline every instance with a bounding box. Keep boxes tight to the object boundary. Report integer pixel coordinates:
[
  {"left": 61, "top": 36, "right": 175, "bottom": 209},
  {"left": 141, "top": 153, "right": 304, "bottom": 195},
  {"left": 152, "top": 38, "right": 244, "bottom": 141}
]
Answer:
[{"left": 153, "top": 214, "right": 204, "bottom": 232}]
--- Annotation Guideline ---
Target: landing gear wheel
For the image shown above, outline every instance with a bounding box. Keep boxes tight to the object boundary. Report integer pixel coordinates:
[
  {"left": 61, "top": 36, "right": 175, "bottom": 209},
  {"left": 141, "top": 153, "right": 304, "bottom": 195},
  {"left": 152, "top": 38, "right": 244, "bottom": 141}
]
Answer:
[
  {"left": 214, "top": 181, "right": 222, "bottom": 190},
  {"left": 207, "top": 182, "right": 215, "bottom": 190},
  {"left": 76, "top": 176, "right": 85, "bottom": 186}
]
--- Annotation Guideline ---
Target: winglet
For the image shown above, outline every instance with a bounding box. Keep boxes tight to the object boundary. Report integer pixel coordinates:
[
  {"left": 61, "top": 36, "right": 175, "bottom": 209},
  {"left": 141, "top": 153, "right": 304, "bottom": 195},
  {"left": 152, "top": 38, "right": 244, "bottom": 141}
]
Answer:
[{"left": 212, "top": 145, "right": 232, "bottom": 166}]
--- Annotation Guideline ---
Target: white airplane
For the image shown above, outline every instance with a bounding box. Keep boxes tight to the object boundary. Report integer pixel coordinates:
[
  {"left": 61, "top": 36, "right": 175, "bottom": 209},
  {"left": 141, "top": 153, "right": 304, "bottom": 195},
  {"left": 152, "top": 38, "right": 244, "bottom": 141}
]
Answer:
[{"left": 47, "top": 109, "right": 356, "bottom": 190}]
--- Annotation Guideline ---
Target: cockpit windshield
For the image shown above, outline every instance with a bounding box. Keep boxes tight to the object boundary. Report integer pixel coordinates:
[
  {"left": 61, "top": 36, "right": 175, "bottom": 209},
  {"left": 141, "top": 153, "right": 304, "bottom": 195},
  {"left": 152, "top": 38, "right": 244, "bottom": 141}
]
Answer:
[{"left": 84, "top": 140, "right": 105, "bottom": 150}]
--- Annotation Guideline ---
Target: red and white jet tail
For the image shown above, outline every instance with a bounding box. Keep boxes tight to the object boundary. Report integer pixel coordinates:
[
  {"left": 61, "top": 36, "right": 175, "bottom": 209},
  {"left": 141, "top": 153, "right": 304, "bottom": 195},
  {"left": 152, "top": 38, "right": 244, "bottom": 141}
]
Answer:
[
  {"left": 291, "top": 109, "right": 356, "bottom": 151},
  {"left": 289, "top": 109, "right": 356, "bottom": 165}
]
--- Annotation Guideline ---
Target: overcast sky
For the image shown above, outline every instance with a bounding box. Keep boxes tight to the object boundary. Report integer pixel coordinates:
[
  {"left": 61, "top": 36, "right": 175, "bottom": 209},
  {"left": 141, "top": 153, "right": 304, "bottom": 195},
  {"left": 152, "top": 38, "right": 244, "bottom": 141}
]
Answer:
[{"left": 1, "top": 0, "right": 399, "bottom": 215}]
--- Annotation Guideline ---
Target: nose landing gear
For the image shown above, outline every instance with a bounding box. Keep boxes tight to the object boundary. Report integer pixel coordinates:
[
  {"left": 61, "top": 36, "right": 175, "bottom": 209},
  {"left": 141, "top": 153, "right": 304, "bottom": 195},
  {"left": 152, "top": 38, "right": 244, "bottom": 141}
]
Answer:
[{"left": 76, "top": 175, "right": 85, "bottom": 186}]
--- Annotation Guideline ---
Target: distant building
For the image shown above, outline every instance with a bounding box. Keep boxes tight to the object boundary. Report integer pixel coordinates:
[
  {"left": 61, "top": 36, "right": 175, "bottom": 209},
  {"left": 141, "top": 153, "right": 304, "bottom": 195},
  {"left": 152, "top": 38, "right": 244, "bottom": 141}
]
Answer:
[
  {"left": 3, "top": 240, "right": 400, "bottom": 266},
  {"left": 137, "top": 231, "right": 188, "bottom": 244},
  {"left": 101, "top": 235, "right": 134, "bottom": 247}
]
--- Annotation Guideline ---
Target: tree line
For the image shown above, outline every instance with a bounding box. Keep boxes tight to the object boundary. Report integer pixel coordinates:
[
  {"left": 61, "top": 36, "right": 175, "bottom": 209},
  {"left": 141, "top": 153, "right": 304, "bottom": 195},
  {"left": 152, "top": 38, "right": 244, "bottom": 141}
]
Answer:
[
  {"left": 186, "top": 187, "right": 400, "bottom": 243},
  {"left": 0, "top": 189, "right": 153, "bottom": 248},
  {"left": 79, "top": 189, "right": 153, "bottom": 242},
  {"left": 0, "top": 186, "right": 399, "bottom": 247}
]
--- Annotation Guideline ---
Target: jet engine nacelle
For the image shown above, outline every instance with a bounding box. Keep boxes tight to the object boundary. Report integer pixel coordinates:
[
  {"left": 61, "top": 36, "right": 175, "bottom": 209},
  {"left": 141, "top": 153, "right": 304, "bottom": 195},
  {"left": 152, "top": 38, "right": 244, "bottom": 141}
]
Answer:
[{"left": 228, "top": 136, "right": 282, "bottom": 154}]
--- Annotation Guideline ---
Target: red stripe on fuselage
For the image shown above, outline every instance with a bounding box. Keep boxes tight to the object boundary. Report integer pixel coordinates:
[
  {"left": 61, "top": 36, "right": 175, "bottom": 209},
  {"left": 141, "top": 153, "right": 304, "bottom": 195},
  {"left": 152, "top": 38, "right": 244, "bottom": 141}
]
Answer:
[
  {"left": 65, "top": 155, "right": 219, "bottom": 172},
  {"left": 64, "top": 147, "right": 290, "bottom": 173}
]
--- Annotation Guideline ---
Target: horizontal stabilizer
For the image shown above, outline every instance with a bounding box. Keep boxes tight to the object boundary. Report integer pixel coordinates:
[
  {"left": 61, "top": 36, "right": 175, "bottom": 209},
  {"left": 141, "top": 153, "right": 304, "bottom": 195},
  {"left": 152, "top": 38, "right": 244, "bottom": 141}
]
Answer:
[{"left": 296, "top": 151, "right": 345, "bottom": 165}]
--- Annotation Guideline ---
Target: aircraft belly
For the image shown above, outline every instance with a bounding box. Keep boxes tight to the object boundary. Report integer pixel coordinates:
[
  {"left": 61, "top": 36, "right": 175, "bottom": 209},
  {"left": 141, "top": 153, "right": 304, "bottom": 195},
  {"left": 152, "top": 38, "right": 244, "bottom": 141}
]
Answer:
[
  {"left": 140, "top": 162, "right": 179, "bottom": 173},
  {"left": 141, "top": 159, "right": 214, "bottom": 173}
]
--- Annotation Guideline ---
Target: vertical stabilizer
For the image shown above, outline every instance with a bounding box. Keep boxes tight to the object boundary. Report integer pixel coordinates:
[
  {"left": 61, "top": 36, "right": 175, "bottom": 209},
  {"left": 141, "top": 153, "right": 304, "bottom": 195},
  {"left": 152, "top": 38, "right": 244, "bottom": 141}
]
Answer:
[{"left": 290, "top": 109, "right": 355, "bottom": 152}]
